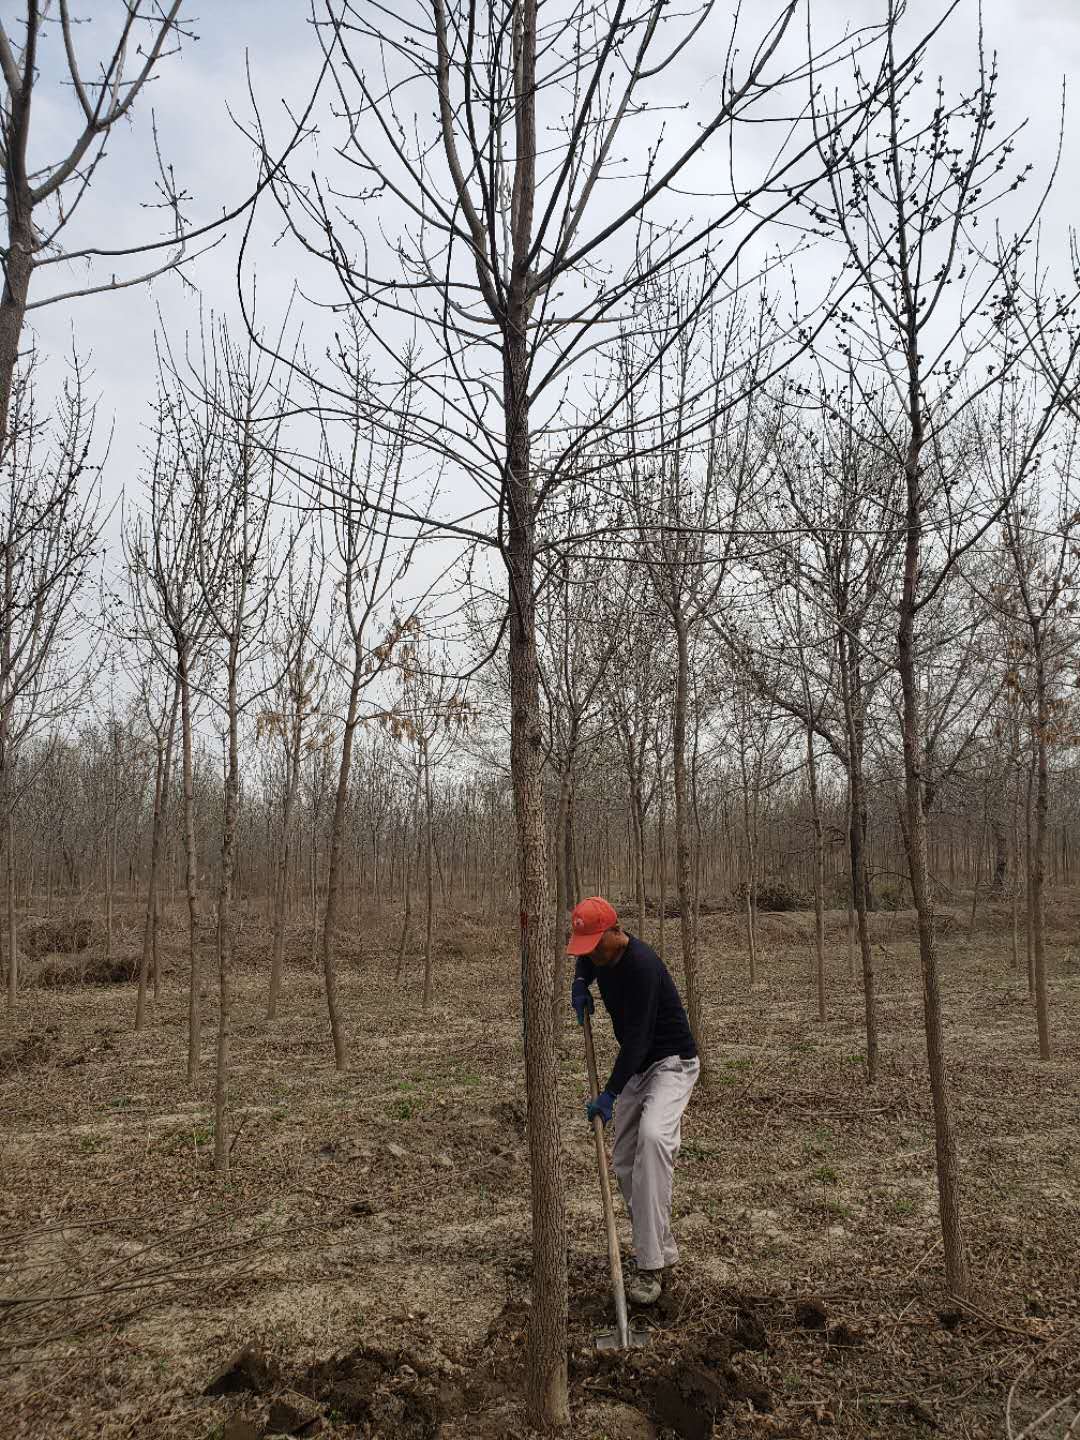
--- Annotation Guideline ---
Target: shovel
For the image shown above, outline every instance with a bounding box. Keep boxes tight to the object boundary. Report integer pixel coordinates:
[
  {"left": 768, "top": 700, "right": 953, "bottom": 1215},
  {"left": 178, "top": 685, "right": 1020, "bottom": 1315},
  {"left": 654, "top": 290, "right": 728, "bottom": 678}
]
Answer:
[{"left": 582, "top": 1009, "right": 648, "bottom": 1350}]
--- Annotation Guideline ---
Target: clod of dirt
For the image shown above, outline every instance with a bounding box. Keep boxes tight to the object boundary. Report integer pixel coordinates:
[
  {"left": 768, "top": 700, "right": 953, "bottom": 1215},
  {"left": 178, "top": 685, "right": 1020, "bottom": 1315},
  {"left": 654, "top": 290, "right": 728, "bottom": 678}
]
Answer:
[
  {"left": 222, "top": 1418, "right": 260, "bottom": 1440},
  {"left": 733, "top": 1305, "right": 769, "bottom": 1352},
  {"left": 387, "top": 1142, "right": 408, "bottom": 1160},
  {"left": 265, "top": 1390, "right": 323, "bottom": 1435},
  {"left": 646, "top": 1362, "right": 735, "bottom": 1440},
  {"left": 794, "top": 1297, "right": 829, "bottom": 1330},
  {"left": 306, "top": 1347, "right": 392, "bottom": 1421},
  {"left": 490, "top": 1100, "right": 526, "bottom": 1138},
  {"left": 433, "top": 1152, "right": 453, "bottom": 1169},
  {"left": 906, "top": 1397, "right": 939, "bottom": 1428},
  {"left": 305, "top": 1344, "right": 455, "bottom": 1437},
  {"left": 826, "top": 1321, "right": 862, "bottom": 1349},
  {"left": 204, "top": 1344, "right": 278, "bottom": 1397},
  {"left": 582, "top": 1400, "right": 658, "bottom": 1439}
]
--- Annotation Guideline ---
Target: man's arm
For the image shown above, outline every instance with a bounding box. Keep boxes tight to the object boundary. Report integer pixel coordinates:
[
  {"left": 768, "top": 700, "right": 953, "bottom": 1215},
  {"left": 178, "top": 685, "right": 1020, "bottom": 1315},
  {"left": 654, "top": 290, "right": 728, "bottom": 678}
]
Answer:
[
  {"left": 605, "top": 961, "right": 660, "bottom": 1095},
  {"left": 571, "top": 955, "right": 596, "bottom": 1025}
]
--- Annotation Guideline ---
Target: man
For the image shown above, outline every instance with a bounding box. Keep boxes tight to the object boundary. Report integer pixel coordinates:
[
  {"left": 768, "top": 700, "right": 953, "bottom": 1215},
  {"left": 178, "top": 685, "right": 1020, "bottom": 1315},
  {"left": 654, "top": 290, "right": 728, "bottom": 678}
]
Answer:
[{"left": 567, "top": 895, "right": 700, "bottom": 1306}]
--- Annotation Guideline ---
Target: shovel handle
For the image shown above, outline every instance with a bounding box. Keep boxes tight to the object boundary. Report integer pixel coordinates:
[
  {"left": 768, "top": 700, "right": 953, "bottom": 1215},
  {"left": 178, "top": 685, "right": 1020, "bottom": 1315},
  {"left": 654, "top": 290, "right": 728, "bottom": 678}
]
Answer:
[{"left": 583, "top": 1010, "right": 630, "bottom": 1349}]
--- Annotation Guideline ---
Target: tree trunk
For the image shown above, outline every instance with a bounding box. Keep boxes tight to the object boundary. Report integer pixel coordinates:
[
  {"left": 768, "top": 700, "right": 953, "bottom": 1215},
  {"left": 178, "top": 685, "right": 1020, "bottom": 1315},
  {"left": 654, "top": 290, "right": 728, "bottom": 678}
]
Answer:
[
  {"left": 672, "top": 623, "right": 703, "bottom": 1070},
  {"left": 214, "top": 652, "right": 241, "bottom": 1175},
  {"left": 395, "top": 760, "right": 422, "bottom": 982},
  {"left": 630, "top": 778, "right": 647, "bottom": 945},
  {"left": 137, "top": 677, "right": 180, "bottom": 1030},
  {"left": 422, "top": 740, "right": 435, "bottom": 1012},
  {"left": 1031, "top": 631, "right": 1051, "bottom": 1059},
  {"left": 897, "top": 379, "right": 969, "bottom": 1301},
  {"left": 502, "top": 110, "right": 567, "bottom": 1413},
  {"left": 4, "top": 790, "right": 15, "bottom": 1014},
  {"left": 1025, "top": 745, "right": 1035, "bottom": 998},
  {"left": 321, "top": 666, "right": 362, "bottom": 1071},
  {"left": 268, "top": 704, "right": 304, "bottom": 1022},
  {"left": 0, "top": 213, "right": 33, "bottom": 463},
  {"left": 839, "top": 628, "right": 878, "bottom": 1080},
  {"left": 551, "top": 764, "right": 572, "bottom": 1031},
  {"left": 179, "top": 647, "right": 201, "bottom": 1083},
  {"left": 806, "top": 724, "right": 826, "bottom": 1023}
]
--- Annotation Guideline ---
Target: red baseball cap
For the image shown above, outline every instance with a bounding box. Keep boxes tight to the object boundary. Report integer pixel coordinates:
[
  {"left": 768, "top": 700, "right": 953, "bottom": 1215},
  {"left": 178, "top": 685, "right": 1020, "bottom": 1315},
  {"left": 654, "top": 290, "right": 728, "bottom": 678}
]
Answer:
[{"left": 566, "top": 896, "right": 619, "bottom": 955}]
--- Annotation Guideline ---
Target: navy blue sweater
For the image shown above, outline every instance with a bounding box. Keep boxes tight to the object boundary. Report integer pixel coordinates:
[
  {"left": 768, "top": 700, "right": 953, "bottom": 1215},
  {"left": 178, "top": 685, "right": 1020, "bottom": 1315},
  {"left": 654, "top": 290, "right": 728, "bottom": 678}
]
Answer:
[{"left": 575, "top": 935, "right": 697, "bottom": 1096}]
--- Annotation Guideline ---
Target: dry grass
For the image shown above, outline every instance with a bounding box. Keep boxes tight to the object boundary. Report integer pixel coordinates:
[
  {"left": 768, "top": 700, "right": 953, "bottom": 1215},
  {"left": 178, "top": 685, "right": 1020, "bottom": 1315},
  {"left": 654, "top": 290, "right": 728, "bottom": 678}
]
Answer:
[{"left": 0, "top": 894, "right": 1077, "bottom": 1439}]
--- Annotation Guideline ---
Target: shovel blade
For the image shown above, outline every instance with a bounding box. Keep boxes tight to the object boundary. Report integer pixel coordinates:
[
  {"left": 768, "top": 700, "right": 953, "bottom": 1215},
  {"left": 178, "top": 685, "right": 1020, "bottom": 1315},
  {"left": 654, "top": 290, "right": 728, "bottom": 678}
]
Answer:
[{"left": 594, "top": 1323, "right": 649, "bottom": 1351}]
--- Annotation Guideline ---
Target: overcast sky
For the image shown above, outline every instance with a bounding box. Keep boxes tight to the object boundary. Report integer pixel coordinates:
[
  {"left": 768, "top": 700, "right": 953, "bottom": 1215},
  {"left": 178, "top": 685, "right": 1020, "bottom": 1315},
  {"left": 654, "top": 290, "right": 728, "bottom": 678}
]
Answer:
[{"left": 19, "top": 0, "right": 1080, "bottom": 590}]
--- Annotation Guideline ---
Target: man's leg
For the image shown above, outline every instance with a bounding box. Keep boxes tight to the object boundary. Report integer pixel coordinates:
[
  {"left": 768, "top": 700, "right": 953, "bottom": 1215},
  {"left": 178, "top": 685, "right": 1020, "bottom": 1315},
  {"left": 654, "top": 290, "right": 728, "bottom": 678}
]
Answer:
[
  {"left": 630, "top": 1057, "right": 700, "bottom": 1273},
  {"left": 611, "top": 1072, "right": 646, "bottom": 1225}
]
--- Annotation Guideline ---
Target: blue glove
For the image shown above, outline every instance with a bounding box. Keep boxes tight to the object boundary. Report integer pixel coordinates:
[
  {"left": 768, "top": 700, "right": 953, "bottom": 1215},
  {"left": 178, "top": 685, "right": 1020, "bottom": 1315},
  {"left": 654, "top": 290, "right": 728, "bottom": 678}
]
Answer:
[
  {"left": 571, "top": 978, "right": 595, "bottom": 1026},
  {"left": 586, "top": 1090, "right": 615, "bottom": 1126}
]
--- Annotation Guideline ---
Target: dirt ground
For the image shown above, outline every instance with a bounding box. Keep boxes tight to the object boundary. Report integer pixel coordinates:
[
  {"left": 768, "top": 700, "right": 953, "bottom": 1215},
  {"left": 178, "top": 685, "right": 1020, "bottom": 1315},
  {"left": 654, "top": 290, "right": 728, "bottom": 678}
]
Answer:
[{"left": 1, "top": 896, "right": 1078, "bottom": 1439}]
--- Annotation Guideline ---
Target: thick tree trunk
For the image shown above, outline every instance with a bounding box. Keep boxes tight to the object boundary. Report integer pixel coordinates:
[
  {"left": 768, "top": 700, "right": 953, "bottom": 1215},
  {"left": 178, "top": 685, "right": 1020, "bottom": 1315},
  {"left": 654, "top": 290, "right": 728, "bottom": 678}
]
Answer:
[
  {"left": 0, "top": 215, "right": 32, "bottom": 464},
  {"left": 503, "top": 234, "right": 567, "bottom": 1430}
]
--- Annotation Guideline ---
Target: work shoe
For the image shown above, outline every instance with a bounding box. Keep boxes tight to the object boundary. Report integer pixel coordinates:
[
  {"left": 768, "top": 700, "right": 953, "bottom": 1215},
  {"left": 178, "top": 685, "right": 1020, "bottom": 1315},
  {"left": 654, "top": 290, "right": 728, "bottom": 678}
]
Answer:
[{"left": 627, "top": 1268, "right": 662, "bottom": 1306}]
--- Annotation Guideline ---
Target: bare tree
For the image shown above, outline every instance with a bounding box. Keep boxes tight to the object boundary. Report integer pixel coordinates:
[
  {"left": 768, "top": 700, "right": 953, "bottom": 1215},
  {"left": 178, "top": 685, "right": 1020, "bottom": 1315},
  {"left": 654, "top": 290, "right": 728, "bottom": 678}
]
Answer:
[
  {"left": 262, "top": 544, "right": 325, "bottom": 1022},
  {"left": 132, "top": 659, "right": 180, "bottom": 1027},
  {"left": 126, "top": 386, "right": 211, "bottom": 1082},
  {"left": 315, "top": 340, "right": 419, "bottom": 1071},
  {"left": 257, "top": 0, "right": 898, "bottom": 1420},
  {"left": 982, "top": 408, "right": 1080, "bottom": 1059},
  {"left": 0, "top": 354, "right": 100, "bottom": 1010},
  {"left": 809, "top": 0, "right": 1080, "bottom": 1295},
  {"left": 184, "top": 323, "right": 287, "bottom": 1175},
  {"left": 0, "top": 2, "right": 194, "bottom": 460}
]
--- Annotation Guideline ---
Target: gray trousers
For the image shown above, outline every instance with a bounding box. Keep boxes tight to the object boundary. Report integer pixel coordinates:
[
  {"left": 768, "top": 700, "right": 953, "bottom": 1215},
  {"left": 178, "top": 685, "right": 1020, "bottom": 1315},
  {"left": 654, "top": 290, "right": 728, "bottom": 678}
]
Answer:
[{"left": 611, "top": 1054, "right": 700, "bottom": 1271}]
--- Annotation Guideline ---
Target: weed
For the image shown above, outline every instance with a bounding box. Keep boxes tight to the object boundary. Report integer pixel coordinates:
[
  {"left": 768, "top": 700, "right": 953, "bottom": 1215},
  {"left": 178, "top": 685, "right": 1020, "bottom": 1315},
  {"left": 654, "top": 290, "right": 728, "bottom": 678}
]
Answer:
[
  {"left": 390, "top": 1097, "right": 415, "bottom": 1121},
  {"left": 892, "top": 1195, "right": 916, "bottom": 1216},
  {"left": 804, "top": 1124, "right": 834, "bottom": 1161},
  {"left": 682, "top": 1140, "right": 716, "bottom": 1162},
  {"left": 813, "top": 1164, "right": 839, "bottom": 1185}
]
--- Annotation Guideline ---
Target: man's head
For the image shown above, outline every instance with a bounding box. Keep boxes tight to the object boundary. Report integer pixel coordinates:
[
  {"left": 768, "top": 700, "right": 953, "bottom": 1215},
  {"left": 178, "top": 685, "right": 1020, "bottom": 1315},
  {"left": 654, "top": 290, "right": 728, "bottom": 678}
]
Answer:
[{"left": 565, "top": 896, "right": 627, "bottom": 966}]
